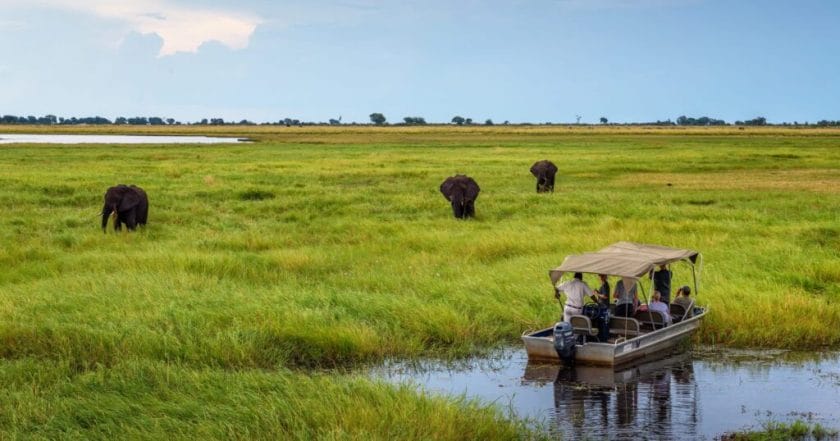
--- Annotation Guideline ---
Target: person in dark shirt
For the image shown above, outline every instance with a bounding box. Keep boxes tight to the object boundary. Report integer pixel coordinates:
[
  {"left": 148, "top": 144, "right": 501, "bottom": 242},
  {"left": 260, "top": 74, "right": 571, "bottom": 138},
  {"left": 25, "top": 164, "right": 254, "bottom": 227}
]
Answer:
[
  {"left": 653, "top": 264, "right": 672, "bottom": 305},
  {"left": 595, "top": 274, "right": 611, "bottom": 306}
]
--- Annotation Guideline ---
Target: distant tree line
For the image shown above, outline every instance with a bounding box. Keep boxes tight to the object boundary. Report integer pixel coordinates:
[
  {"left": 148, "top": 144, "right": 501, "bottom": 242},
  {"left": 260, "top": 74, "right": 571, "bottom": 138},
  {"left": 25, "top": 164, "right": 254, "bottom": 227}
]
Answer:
[
  {"left": 816, "top": 120, "right": 840, "bottom": 126},
  {"left": 1, "top": 112, "right": 837, "bottom": 127},
  {"left": 676, "top": 115, "right": 726, "bottom": 126}
]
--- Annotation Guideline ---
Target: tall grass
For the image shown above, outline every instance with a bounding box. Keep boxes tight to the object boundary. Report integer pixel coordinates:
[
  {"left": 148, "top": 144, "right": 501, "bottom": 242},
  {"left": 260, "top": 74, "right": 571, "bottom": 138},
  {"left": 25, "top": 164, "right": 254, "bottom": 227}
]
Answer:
[
  {"left": 0, "top": 358, "right": 536, "bottom": 440},
  {"left": 0, "top": 125, "right": 838, "bottom": 437}
]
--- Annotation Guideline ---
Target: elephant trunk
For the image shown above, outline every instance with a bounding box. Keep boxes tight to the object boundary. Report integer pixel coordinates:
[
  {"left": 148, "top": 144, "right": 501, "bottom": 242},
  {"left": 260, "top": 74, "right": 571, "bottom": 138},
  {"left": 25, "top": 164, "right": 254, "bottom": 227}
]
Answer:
[
  {"left": 452, "top": 199, "right": 465, "bottom": 219},
  {"left": 101, "top": 205, "right": 114, "bottom": 231}
]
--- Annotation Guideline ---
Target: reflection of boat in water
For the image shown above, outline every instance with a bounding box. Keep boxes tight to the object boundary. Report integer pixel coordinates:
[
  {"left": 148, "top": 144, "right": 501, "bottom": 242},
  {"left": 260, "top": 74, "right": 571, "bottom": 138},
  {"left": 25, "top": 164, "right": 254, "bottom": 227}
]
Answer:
[
  {"left": 524, "top": 352, "right": 700, "bottom": 440},
  {"left": 523, "top": 351, "right": 692, "bottom": 387},
  {"left": 522, "top": 242, "right": 708, "bottom": 366}
]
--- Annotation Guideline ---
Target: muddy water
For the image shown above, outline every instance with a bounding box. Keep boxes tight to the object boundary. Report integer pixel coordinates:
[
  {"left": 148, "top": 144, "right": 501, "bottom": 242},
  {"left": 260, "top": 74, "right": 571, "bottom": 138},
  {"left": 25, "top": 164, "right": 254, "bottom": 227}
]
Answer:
[
  {"left": 0, "top": 134, "right": 246, "bottom": 144},
  {"left": 372, "top": 347, "right": 840, "bottom": 440}
]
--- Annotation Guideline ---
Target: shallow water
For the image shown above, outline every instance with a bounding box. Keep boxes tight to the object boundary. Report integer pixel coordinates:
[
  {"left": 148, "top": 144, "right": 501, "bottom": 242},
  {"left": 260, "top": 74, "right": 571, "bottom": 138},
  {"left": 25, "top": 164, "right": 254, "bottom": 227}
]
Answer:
[
  {"left": 0, "top": 133, "right": 246, "bottom": 144},
  {"left": 372, "top": 347, "right": 840, "bottom": 440}
]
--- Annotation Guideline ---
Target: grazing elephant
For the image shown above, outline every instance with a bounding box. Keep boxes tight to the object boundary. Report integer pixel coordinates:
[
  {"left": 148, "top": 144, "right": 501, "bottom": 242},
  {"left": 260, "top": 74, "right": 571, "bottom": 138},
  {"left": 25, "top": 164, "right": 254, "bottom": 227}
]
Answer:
[
  {"left": 101, "top": 184, "right": 148, "bottom": 232},
  {"left": 530, "top": 160, "right": 558, "bottom": 193},
  {"left": 439, "top": 175, "right": 480, "bottom": 219}
]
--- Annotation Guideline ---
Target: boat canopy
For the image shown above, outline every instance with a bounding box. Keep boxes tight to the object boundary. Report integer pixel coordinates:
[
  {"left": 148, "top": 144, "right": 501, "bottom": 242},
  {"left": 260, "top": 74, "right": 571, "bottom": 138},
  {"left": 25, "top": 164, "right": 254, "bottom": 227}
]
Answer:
[{"left": 549, "top": 242, "right": 699, "bottom": 285}]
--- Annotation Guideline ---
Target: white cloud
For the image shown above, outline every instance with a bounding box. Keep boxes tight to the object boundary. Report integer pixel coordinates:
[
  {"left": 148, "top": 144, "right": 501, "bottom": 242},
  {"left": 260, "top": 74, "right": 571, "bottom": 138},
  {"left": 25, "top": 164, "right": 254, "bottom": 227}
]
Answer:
[
  {"left": 0, "top": 20, "right": 28, "bottom": 31},
  {"left": 17, "top": 0, "right": 261, "bottom": 56}
]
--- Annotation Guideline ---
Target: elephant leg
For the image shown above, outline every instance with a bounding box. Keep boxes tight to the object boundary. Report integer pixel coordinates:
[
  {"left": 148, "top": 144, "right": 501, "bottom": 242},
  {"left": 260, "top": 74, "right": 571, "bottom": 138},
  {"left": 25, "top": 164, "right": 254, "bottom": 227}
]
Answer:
[
  {"left": 452, "top": 202, "right": 464, "bottom": 219},
  {"left": 124, "top": 210, "right": 138, "bottom": 231},
  {"left": 465, "top": 201, "right": 475, "bottom": 218}
]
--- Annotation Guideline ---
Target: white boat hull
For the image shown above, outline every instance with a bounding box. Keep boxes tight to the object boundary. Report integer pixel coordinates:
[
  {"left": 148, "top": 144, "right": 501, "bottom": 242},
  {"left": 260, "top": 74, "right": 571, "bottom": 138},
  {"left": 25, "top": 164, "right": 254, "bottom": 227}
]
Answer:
[{"left": 522, "top": 309, "right": 706, "bottom": 367}]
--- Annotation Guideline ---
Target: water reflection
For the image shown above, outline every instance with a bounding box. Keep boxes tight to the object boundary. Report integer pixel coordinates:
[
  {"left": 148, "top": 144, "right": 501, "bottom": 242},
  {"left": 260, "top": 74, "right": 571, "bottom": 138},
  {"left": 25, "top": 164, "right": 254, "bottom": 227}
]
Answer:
[
  {"left": 372, "top": 348, "right": 840, "bottom": 440},
  {"left": 527, "top": 354, "right": 701, "bottom": 439}
]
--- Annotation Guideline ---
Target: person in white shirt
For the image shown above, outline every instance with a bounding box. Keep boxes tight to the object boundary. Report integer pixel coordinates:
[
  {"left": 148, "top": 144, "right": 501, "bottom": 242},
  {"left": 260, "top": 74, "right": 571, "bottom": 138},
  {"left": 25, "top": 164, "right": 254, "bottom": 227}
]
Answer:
[
  {"left": 555, "top": 272, "right": 594, "bottom": 322},
  {"left": 648, "top": 291, "right": 672, "bottom": 324}
]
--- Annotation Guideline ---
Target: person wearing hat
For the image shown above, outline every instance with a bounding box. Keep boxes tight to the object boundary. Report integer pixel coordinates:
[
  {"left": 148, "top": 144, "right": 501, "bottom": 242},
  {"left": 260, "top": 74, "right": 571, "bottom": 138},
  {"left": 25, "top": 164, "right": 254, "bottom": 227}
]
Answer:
[{"left": 673, "top": 285, "right": 693, "bottom": 317}]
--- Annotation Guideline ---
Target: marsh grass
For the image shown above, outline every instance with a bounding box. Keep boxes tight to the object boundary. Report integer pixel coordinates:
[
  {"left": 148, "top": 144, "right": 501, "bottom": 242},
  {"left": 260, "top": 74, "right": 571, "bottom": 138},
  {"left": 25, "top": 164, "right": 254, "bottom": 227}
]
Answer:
[
  {"left": 1, "top": 125, "right": 838, "bottom": 437},
  {"left": 719, "top": 420, "right": 839, "bottom": 440}
]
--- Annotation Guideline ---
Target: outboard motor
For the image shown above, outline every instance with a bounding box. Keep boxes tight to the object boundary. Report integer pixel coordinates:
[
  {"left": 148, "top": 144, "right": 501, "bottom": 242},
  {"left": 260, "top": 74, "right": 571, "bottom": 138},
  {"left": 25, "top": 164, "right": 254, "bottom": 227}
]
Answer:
[{"left": 553, "top": 322, "right": 577, "bottom": 365}]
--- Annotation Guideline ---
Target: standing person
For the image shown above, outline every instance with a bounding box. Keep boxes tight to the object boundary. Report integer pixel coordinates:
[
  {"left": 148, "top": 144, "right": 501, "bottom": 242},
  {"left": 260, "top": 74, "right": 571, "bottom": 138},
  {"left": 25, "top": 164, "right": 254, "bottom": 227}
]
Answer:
[
  {"left": 595, "top": 274, "right": 611, "bottom": 306},
  {"left": 555, "top": 272, "right": 593, "bottom": 322},
  {"left": 653, "top": 264, "right": 672, "bottom": 305},
  {"left": 613, "top": 278, "right": 638, "bottom": 317}
]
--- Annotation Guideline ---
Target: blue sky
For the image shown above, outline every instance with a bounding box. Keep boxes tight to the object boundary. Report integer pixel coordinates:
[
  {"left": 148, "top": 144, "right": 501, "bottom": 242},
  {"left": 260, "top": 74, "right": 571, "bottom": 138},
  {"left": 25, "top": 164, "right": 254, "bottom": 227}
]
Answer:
[{"left": 1, "top": 0, "right": 838, "bottom": 124}]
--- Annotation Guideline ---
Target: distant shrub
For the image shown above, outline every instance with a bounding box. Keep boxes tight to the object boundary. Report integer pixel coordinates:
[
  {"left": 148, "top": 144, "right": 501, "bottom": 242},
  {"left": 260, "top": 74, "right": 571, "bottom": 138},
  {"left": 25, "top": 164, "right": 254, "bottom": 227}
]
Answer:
[{"left": 238, "top": 190, "right": 275, "bottom": 201}]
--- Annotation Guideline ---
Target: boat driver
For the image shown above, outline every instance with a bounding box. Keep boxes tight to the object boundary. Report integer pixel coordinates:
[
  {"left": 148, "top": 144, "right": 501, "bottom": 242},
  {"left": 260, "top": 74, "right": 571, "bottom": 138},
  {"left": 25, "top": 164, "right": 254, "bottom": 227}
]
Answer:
[{"left": 555, "top": 272, "right": 594, "bottom": 322}]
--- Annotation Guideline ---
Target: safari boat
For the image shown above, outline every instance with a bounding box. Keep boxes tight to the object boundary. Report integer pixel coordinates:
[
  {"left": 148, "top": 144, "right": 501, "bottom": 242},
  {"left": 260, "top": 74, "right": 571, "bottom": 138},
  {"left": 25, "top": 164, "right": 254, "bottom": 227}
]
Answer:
[{"left": 522, "top": 242, "right": 707, "bottom": 367}]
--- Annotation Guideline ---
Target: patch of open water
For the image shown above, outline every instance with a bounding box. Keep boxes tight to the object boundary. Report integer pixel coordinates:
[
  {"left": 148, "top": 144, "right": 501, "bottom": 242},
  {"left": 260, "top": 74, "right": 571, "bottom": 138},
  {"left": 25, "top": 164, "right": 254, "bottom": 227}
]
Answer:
[
  {"left": 371, "top": 347, "right": 840, "bottom": 440},
  {"left": 0, "top": 134, "right": 247, "bottom": 144}
]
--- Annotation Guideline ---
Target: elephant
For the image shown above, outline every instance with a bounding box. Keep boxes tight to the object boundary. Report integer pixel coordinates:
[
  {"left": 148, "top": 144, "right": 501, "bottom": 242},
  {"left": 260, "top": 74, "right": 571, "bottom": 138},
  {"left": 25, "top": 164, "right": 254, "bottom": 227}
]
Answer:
[
  {"left": 530, "top": 160, "right": 558, "bottom": 193},
  {"left": 101, "top": 184, "right": 148, "bottom": 232},
  {"left": 439, "top": 175, "right": 480, "bottom": 219}
]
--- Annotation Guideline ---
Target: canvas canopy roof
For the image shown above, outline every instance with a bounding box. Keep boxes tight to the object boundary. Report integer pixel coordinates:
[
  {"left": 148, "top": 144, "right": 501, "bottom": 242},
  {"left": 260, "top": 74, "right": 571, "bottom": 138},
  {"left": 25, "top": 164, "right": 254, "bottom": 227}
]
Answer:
[{"left": 549, "top": 242, "right": 699, "bottom": 285}]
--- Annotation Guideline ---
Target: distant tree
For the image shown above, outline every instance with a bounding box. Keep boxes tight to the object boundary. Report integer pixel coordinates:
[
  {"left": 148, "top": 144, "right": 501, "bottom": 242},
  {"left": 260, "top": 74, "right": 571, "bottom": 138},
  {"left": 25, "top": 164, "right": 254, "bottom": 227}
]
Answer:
[
  {"left": 148, "top": 117, "right": 165, "bottom": 125},
  {"left": 369, "top": 113, "right": 386, "bottom": 125},
  {"left": 677, "top": 115, "right": 726, "bottom": 126},
  {"left": 166, "top": 118, "right": 175, "bottom": 125},
  {"left": 451, "top": 116, "right": 465, "bottom": 125},
  {"left": 484, "top": 119, "right": 494, "bottom": 125},
  {"left": 465, "top": 118, "right": 473, "bottom": 125},
  {"left": 600, "top": 117, "right": 608, "bottom": 124},
  {"left": 402, "top": 116, "right": 427, "bottom": 125},
  {"left": 743, "top": 116, "right": 767, "bottom": 126},
  {"left": 329, "top": 118, "right": 341, "bottom": 125}
]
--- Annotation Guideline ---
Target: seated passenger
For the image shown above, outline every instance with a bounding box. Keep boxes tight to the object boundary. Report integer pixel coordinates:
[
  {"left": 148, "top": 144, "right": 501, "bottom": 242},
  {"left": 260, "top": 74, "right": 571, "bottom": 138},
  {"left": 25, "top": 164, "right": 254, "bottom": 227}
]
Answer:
[
  {"left": 673, "top": 285, "right": 693, "bottom": 317},
  {"left": 648, "top": 291, "right": 671, "bottom": 324},
  {"left": 613, "top": 279, "right": 638, "bottom": 317}
]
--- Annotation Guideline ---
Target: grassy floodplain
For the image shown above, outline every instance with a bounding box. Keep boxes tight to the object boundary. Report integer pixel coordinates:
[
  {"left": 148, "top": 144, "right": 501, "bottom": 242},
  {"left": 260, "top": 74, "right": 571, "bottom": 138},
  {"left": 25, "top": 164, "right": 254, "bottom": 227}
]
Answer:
[{"left": 1, "top": 124, "right": 839, "bottom": 438}]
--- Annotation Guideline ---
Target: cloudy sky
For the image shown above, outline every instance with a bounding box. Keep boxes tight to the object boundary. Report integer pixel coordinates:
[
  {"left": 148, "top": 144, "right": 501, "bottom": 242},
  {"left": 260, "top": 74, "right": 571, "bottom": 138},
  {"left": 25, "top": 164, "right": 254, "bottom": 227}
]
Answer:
[{"left": 1, "top": 0, "right": 838, "bottom": 123}]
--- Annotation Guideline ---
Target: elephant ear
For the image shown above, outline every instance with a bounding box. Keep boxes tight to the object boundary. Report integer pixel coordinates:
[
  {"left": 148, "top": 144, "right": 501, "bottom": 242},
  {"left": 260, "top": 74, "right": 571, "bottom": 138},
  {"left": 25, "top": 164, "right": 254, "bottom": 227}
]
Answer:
[
  {"left": 440, "top": 178, "right": 455, "bottom": 200},
  {"left": 530, "top": 162, "right": 541, "bottom": 177},
  {"left": 466, "top": 177, "right": 480, "bottom": 198},
  {"left": 546, "top": 161, "right": 558, "bottom": 174},
  {"left": 119, "top": 188, "right": 141, "bottom": 211}
]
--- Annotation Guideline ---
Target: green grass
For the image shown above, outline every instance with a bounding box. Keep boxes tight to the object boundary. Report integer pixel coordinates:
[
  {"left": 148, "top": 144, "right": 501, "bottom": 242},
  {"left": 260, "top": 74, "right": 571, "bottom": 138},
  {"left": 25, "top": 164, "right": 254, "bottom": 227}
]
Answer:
[
  {"left": 719, "top": 420, "right": 839, "bottom": 440},
  {"left": 1, "top": 125, "right": 839, "bottom": 438}
]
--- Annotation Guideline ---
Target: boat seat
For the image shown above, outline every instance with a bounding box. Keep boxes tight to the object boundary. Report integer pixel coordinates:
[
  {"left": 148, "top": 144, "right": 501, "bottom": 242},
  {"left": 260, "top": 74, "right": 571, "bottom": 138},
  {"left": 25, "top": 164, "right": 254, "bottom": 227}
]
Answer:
[
  {"left": 669, "top": 303, "right": 687, "bottom": 323},
  {"left": 609, "top": 317, "right": 641, "bottom": 337},
  {"left": 634, "top": 310, "right": 669, "bottom": 330},
  {"left": 569, "top": 315, "right": 598, "bottom": 342}
]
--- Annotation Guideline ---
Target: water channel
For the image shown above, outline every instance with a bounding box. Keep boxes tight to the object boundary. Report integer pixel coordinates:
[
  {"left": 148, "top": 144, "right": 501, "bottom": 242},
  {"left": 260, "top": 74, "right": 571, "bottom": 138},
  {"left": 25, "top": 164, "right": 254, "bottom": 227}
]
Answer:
[
  {"left": 0, "top": 133, "right": 247, "bottom": 144},
  {"left": 372, "top": 347, "right": 840, "bottom": 440}
]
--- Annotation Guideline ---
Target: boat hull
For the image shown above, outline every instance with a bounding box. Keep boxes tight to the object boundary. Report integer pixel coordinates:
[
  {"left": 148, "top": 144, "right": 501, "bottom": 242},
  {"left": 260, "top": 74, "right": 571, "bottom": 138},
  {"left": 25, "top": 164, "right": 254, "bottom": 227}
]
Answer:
[{"left": 522, "top": 309, "right": 706, "bottom": 367}]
